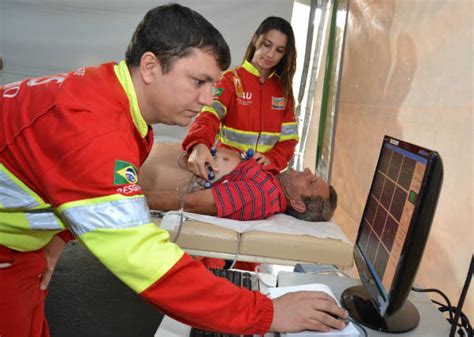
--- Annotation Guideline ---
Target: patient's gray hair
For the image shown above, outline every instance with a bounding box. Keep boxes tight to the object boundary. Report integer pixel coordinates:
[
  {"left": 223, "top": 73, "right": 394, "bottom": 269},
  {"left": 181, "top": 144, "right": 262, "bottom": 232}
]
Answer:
[{"left": 285, "top": 185, "right": 337, "bottom": 222}]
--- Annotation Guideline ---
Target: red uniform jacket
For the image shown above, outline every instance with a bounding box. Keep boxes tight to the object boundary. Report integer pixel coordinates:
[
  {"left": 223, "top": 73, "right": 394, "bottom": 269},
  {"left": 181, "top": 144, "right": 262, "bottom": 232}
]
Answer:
[
  {"left": 0, "top": 62, "right": 273, "bottom": 335},
  {"left": 183, "top": 60, "right": 299, "bottom": 170}
]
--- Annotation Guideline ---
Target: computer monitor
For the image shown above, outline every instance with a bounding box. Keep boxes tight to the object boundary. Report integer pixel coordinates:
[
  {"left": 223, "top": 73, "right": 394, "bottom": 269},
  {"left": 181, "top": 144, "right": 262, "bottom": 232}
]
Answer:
[{"left": 341, "top": 135, "right": 443, "bottom": 333}]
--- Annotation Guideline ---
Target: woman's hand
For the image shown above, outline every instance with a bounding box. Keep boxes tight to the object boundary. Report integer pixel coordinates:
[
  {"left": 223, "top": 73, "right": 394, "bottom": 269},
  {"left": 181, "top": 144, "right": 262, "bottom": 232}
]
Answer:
[
  {"left": 188, "top": 143, "right": 219, "bottom": 180},
  {"left": 254, "top": 152, "right": 271, "bottom": 166},
  {"left": 40, "top": 235, "right": 66, "bottom": 291}
]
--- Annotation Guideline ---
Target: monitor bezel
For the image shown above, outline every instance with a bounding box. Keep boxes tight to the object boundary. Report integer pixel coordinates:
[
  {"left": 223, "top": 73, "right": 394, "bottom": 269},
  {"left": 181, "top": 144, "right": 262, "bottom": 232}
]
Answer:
[{"left": 353, "top": 135, "right": 443, "bottom": 317}]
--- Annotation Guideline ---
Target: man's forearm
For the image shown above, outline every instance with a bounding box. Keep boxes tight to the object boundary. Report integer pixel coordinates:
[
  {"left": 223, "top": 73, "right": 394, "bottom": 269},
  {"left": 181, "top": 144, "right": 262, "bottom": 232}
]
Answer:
[
  {"left": 145, "top": 191, "right": 181, "bottom": 211},
  {"left": 144, "top": 190, "right": 217, "bottom": 215}
]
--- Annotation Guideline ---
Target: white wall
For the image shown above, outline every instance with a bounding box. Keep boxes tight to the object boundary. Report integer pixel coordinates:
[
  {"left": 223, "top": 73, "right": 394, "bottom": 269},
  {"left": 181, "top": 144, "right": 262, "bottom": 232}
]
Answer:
[
  {"left": 0, "top": 0, "right": 294, "bottom": 140},
  {"left": 332, "top": 0, "right": 473, "bottom": 319}
]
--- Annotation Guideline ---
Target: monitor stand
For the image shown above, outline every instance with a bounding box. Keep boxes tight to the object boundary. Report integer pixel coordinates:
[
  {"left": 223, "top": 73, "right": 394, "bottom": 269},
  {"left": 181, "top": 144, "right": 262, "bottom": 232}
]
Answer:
[{"left": 341, "top": 285, "right": 420, "bottom": 333}]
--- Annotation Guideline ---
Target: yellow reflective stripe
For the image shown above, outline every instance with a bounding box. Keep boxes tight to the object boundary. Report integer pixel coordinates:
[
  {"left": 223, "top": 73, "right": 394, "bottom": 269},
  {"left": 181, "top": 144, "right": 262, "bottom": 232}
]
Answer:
[
  {"left": 114, "top": 61, "right": 148, "bottom": 138},
  {"left": 81, "top": 222, "right": 184, "bottom": 293},
  {"left": 218, "top": 124, "right": 296, "bottom": 152},
  {"left": 0, "top": 163, "right": 64, "bottom": 233},
  {"left": 220, "top": 126, "right": 259, "bottom": 147},
  {"left": 258, "top": 132, "right": 280, "bottom": 146},
  {"left": 280, "top": 134, "right": 299, "bottom": 141},
  {"left": 203, "top": 100, "right": 227, "bottom": 119},
  {"left": 25, "top": 210, "right": 63, "bottom": 230},
  {"left": 220, "top": 138, "right": 250, "bottom": 152},
  {"left": 255, "top": 144, "right": 273, "bottom": 152},
  {"left": 220, "top": 138, "right": 273, "bottom": 153},
  {"left": 280, "top": 122, "right": 299, "bottom": 141},
  {"left": 202, "top": 99, "right": 227, "bottom": 120},
  {"left": 59, "top": 194, "right": 150, "bottom": 237},
  {"left": 0, "top": 212, "right": 61, "bottom": 251},
  {"left": 219, "top": 127, "right": 282, "bottom": 152},
  {"left": 0, "top": 164, "right": 46, "bottom": 209}
]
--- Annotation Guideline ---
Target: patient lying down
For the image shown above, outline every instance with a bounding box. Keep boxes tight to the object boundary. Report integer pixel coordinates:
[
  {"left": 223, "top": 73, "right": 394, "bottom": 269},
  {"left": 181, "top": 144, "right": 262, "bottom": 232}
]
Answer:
[{"left": 139, "top": 143, "right": 337, "bottom": 222}]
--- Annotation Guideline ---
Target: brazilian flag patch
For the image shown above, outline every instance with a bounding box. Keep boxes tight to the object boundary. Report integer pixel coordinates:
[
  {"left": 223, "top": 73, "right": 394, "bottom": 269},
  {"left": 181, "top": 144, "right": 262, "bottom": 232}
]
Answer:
[
  {"left": 114, "top": 160, "right": 138, "bottom": 185},
  {"left": 213, "top": 87, "right": 224, "bottom": 97}
]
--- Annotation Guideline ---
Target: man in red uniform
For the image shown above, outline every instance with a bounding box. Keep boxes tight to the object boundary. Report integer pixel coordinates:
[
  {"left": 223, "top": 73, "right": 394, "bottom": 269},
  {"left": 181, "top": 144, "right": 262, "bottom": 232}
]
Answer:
[{"left": 0, "top": 4, "right": 348, "bottom": 337}]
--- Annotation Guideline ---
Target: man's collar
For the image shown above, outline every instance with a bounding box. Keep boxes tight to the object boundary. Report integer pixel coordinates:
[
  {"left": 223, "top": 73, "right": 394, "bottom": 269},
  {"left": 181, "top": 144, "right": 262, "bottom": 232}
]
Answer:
[{"left": 113, "top": 60, "right": 148, "bottom": 138}]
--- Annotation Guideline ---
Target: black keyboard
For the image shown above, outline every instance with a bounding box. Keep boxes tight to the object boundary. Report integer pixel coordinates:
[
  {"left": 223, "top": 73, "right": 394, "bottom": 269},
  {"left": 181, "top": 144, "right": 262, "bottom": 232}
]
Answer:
[{"left": 189, "top": 269, "right": 257, "bottom": 337}]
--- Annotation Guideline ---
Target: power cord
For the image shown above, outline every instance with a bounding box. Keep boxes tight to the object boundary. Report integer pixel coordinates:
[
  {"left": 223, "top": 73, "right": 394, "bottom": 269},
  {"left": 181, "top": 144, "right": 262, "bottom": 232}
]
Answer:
[
  {"left": 412, "top": 255, "right": 473, "bottom": 337},
  {"left": 173, "top": 176, "right": 204, "bottom": 243},
  {"left": 450, "top": 254, "right": 473, "bottom": 337},
  {"left": 226, "top": 232, "right": 242, "bottom": 270},
  {"left": 173, "top": 173, "right": 243, "bottom": 271},
  {"left": 411, "top": 286, "right": 454, "bottom": 322}
]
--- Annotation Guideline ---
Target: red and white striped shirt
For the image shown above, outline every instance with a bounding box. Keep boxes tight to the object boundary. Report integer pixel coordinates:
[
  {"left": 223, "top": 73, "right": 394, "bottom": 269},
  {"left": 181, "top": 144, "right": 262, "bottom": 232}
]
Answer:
[{"left": 211, "top": 159, "right": 286, "bottom": 220}]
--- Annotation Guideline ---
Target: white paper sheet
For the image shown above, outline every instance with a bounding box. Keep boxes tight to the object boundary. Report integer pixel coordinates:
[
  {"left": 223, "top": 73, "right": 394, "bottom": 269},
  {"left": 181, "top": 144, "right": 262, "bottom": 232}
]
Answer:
[{"left": 160, "top": 211, "right": 351, "bottom": 244}]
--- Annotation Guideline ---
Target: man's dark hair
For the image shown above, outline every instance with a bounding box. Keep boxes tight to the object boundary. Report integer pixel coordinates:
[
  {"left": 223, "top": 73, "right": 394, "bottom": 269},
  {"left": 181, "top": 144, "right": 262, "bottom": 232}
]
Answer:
[
  {"left": 285, "top": 185, "right": 338, "bottom": 222},
  {"left": 125, "top": 3, "right": 231, "bottom": 73}
]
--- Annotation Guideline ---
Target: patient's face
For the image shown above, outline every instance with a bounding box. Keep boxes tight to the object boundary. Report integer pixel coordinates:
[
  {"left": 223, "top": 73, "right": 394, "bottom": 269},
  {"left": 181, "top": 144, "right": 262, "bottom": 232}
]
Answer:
[{"left": 285, "top": 168, "right": 330, "bottom": 200}]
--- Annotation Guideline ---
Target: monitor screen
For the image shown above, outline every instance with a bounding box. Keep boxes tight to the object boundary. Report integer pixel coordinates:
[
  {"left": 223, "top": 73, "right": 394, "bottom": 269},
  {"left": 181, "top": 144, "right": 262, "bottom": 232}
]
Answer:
[{"left": 342, "top": 135, "right": 443, "bottom": 333}]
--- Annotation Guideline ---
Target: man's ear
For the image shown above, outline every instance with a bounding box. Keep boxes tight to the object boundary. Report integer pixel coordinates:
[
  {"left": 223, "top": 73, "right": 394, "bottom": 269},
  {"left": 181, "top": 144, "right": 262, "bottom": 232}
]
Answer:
[
  {"left": 289, "top": 199, "right": 306, "bottom": 213},
  {"left": 139, "top": 52, "right": 160, "bottom": 85}
]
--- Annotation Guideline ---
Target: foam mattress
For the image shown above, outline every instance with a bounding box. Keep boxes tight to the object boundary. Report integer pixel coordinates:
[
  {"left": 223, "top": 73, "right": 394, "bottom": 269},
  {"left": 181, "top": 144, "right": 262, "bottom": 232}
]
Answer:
[{"left": 151, "top": 218, "right": 354, "bottom": 267}]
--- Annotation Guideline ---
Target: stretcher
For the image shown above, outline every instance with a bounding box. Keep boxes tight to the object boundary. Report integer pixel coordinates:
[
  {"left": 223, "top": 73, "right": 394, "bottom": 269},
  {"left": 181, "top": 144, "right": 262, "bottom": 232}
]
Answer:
[
  {"left": 151, "top": 214, "right": 354, "bottom": 268},
  {"left": 144, "top": 139, "right": 354, "bottom": 268}
]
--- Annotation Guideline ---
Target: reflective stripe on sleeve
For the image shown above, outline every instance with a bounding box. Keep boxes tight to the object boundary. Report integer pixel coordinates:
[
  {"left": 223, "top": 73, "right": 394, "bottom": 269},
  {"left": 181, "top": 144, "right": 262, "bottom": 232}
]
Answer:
[
  {"left": 60, "top": 195, "right": 151, "bottom": 237},
  {"left": 80, "top": 221, "right": 184, "bottom": 293},
  {"left": 0, "top": 165, "right": 41, "bottom": 209},
  {"left": 59, "top": 194, "right": 183, "bottom": 292},
  {"left": 202, "top": 100, "right": 227, "bottom": 120},
  {"left": 280, "top": 122, "right": 299, "bottom": 141},
  {"left": 25, "top": 210, "right": 62, "bottom": 230},
  {"left": 0, "top": 164, "right": 64, "bottom": 231}
]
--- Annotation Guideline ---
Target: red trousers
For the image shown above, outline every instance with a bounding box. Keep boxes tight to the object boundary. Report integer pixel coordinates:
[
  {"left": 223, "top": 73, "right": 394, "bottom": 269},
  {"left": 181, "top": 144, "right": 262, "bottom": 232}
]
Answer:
[{"left": 0, "top": 245, "right": 50, "bottom": 337}]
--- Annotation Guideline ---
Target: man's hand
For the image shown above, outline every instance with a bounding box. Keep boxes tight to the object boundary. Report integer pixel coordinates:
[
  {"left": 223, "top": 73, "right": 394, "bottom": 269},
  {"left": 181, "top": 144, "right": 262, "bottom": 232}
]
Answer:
[
  {"left": 40, "top": 235, "right": 66, "bottom": 291},
  {"left": 188, "top": 143, "right": 219, "bottom": 180},
  {"left": 270, "top": 291, "right": 348, "bottom": 333},
  {"left": 253, "top": 152, "right": 271, "bottom": 166}
]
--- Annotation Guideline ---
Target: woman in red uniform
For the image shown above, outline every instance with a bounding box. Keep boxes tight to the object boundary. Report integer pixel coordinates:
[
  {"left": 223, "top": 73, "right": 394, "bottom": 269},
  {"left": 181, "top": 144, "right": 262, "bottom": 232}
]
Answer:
[{"left": 183, "top": 16, "right": 299, "bottom": 178}]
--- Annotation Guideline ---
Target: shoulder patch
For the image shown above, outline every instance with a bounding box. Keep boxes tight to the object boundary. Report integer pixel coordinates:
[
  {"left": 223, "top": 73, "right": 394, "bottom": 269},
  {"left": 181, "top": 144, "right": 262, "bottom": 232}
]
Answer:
[
  {"left": 114, "top": 160, "right": 138, "bottom": 185},
  {"left": 213, "top": 87, "right": 224, "bottom": 97},
  {"left": 272, "top": 96, "right": 286, "bottom": 110}
]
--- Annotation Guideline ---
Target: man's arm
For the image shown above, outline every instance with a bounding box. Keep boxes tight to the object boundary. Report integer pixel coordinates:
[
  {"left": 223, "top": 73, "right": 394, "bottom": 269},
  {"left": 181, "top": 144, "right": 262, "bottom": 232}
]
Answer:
[{"left": 144, "top": 189, "right": 217, "bottom": 215}]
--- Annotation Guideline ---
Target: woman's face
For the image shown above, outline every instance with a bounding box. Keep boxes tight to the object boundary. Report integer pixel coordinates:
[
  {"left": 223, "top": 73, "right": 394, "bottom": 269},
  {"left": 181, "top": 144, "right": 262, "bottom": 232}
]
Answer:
[{"left": 251, "top": 29, "right": 288, "bottom": 75}]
